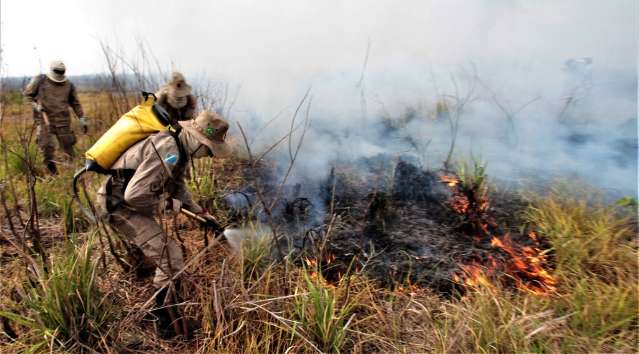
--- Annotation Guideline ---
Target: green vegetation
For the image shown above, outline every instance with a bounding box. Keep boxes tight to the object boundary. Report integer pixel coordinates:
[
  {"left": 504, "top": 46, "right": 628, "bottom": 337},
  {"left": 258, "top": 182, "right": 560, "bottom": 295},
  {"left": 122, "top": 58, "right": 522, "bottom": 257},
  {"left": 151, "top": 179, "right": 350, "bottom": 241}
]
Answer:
[
  {"left": 0, "top": 238, "right": 115, "bottom": 353},
  {"left": 238, "top": 225, "right": 273, "bottom": 283},
  {"left": 456, "top": 158, "right": 487, "bottom": 194},
  {"left": 292, "top": 270, "right": 354, "bottom": 353}
]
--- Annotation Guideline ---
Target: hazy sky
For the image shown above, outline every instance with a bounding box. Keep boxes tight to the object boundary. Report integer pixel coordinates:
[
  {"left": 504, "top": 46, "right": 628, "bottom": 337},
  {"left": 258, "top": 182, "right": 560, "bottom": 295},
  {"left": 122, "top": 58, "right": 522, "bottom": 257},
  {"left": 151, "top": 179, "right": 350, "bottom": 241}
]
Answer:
[
  {"left": 4, "top": 0, "right": 635, "bottom": 116},
  {"left": 2, "top": 0, "right": 637, "bottom": 78}
]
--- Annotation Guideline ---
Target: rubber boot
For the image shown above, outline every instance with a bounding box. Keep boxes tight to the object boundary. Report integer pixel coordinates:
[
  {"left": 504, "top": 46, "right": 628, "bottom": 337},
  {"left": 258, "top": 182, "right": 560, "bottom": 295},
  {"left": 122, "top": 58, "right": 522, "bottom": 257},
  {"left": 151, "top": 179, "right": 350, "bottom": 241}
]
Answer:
[
  {"left": 152, "top": 281, "right": 200, "bottom": 340},
  {"left": 171, "top": 280, "right": 201, "bottom": 340},
  {"left": 153, "top": 286, "right": 176, "bottom": 339}
]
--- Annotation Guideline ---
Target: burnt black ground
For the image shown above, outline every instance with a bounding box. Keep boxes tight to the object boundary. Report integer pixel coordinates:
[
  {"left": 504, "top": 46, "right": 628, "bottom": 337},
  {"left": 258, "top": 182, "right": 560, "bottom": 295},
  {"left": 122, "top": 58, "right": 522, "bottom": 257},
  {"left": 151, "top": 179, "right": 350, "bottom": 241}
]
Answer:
[{"left": 230, "top": 156, "right": 537, "bottom": 295}]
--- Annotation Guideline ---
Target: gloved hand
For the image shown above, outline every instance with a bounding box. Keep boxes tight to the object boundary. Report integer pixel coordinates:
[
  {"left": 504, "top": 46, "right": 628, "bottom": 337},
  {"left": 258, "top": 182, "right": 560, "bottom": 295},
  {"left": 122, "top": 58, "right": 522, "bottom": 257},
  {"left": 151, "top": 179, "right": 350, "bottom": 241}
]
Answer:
[
  {"left": 198, "top": 212, "right": 223, "bottom": 232},
  {"left": 162, "top": 198, "right": 182, "bottom": 214},
  {"left": 33, "top": 103, "right": 45, "bottom": 113},
  {"left": 79, "top": 117, "right": 89, "bottom": 134}
]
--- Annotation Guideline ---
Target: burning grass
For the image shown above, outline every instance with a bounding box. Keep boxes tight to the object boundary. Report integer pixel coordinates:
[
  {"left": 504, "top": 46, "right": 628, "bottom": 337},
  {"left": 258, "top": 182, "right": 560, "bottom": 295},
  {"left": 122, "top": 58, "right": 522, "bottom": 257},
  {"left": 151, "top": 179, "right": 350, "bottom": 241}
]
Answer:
[
  {"left": 437, "top": 189, "right": 638, "bottom": 353},
  {"left": 440, "top": 161, "right": 559, "bottom": 295}
]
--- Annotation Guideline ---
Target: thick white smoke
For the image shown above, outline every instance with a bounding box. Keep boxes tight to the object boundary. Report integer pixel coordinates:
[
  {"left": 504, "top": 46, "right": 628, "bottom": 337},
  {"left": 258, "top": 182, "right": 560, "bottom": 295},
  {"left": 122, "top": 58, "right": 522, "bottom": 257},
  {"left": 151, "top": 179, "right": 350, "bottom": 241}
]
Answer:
[{"left": 84, "top": 1, "right": 639, "bottom": 195}]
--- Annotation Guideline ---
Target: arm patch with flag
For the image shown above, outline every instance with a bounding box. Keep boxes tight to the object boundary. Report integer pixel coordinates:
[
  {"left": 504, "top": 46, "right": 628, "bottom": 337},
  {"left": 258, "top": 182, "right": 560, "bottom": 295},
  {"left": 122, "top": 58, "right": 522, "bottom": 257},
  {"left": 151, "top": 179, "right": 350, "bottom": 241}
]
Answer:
[{"left": 164, "top": 153, "right": 178, "bottom": 166}]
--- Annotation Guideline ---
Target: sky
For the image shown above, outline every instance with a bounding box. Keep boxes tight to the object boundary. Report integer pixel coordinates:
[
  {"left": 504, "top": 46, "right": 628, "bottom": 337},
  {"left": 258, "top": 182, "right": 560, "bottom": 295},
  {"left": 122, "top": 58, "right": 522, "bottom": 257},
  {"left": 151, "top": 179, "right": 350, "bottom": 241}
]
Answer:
[
  {"left": 1, "top": 0, "right": 638, "bottom": 195},
  {"left": 2, "top": 1, "right": 636, "bottom": 76},
  {"left": 1, "top": 0, "right": 635, "bottom": 116}
]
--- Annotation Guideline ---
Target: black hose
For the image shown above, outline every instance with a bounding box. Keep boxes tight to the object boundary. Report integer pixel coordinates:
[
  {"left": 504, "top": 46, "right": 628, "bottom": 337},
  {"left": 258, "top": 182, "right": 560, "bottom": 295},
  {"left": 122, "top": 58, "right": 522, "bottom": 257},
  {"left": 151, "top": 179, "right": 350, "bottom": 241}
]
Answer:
[
  {"left": 71, "top": 165, "right": 97, "bottom": 223},
  {"left": 72, "top": 166, "right": 87, "bottom": 202}
]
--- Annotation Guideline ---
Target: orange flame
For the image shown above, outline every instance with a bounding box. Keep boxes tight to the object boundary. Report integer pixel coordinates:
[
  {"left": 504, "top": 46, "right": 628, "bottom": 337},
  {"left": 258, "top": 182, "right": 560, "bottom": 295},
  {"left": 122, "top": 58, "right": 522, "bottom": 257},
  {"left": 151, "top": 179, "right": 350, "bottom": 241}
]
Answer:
[
  {"left": 489, "top": 233, "right": 557, "bottom": 293},
  {"left": 440, "top": 175, "right": 460, "bottom": 187},
  {"left": 450, "top": 195, "right": 470, "bottom": 214},
  {"left": 303, "top": 254, "right": 343, "bottom": 287},
  {"left": 443, "top": 172, "right": 557, "bottom": 295},
  {"left": 454, "top": 264, "right": 496, "bottom": 290},
  {"left": 453, "top": 234, "right": 557, "bottom": 294}
]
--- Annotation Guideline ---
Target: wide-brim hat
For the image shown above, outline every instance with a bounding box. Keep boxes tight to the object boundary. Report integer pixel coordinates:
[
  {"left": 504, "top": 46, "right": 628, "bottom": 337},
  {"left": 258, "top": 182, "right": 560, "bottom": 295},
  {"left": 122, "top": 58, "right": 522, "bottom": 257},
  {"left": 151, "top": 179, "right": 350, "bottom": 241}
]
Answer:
[
  {"left": 179, "top": 110, "right": 232, "bottom": 158},
  {"left": 46, "top": 60, "right": 67, "bottom": 83},
  {"left": 166, "top": 71, "right": 192, "bottom": 97}
]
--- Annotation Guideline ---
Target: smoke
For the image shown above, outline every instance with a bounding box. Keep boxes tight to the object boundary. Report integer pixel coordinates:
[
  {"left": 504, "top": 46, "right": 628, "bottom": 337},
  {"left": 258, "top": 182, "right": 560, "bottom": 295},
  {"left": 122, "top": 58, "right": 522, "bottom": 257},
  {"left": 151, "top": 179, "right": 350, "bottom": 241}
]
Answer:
[
  {"left": 240, "top": 60, "right": 637, "bottom": 197},
  {"left": 88, "top": 0, "right": 639, "bottom": 196}
]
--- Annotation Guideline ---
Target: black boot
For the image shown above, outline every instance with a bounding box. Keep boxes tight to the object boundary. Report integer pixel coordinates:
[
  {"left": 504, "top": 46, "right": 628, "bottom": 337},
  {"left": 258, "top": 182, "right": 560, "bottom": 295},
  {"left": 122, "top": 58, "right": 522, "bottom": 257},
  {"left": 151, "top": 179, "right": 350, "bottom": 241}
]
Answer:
[
  {"left": 152, "top": 286, "right": 177, "bottom": 339},
  {"left": 152, "top": 282, "right": 200, "bottom": 340},
  {"left": 45, "top": 161, "right": 57, "bottom": 175}
]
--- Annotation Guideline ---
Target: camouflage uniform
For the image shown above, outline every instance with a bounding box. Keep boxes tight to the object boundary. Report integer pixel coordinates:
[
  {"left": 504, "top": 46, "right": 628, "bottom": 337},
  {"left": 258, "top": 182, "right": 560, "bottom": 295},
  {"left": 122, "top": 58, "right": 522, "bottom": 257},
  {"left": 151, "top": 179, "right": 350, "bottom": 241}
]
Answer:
[
  {"left": 98, "top": 131, "right": 202, "bottom": 288},
  {"left": 23, "top": 74, "right": 84, "bottom": 162}
]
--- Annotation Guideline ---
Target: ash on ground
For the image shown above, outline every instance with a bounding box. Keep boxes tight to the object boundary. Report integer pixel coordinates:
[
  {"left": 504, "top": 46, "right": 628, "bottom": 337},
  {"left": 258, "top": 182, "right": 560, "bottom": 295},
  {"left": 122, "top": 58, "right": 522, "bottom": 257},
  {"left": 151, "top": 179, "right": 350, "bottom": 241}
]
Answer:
[{"left": 223, "top": 155, "right": 533, "bottom": 295}]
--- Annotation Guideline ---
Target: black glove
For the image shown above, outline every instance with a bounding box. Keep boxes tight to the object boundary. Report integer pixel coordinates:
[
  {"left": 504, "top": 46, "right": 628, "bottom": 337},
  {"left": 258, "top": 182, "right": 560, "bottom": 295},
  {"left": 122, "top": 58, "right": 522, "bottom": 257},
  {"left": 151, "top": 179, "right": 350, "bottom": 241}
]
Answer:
[{"left": 200, "top": 213, "right": 223, "bottom": 232}]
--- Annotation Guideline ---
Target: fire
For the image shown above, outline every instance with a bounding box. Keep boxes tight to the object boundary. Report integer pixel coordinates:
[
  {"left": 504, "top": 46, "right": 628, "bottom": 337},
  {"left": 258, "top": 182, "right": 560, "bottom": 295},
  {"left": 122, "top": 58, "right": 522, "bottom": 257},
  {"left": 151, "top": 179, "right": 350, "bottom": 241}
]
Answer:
[
  {"left": 455, "top": 264, "right": 495, "bottom": 289},
  {"left": 393, "top": 282, "right": 419, "bottom": 296},
  {"left": 304, "top": 258, "right": 318, "bottom": 268},
  {"left": 440, "top": 175, "right": 489, "bottom": 217},
  {"left": 450, "top": 194, "right": 470, "bottom": 214},
  {"left": 489, "top": 233, "right": 557, "bottom": 294},
  {"left": 303, "top": 253, "right": 343, "bottom": 286},
  {"left": 441, "top": 175, "right": 460, "bottom": 187},
  {"left": 443, "top": 173, "right": 557, "bottom": 294}
]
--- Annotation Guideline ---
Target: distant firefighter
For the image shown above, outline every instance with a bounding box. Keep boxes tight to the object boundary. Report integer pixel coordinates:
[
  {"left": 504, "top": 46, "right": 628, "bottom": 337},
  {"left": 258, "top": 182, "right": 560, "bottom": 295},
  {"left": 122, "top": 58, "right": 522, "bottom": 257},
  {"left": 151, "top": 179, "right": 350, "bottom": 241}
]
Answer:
[
  {"left": 155, "top": 71, "right": 197, "bottom": 121},
  {"left": 23, "top": 60, "right": 89, "bottom": 174}
]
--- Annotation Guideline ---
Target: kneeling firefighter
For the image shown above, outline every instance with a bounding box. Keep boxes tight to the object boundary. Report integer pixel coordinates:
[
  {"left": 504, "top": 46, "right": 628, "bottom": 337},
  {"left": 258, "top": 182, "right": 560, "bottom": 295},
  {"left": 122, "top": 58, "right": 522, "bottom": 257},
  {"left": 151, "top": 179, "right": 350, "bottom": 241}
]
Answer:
[{"left": 96, "top": 108, "right": 231, "bottom": 338}]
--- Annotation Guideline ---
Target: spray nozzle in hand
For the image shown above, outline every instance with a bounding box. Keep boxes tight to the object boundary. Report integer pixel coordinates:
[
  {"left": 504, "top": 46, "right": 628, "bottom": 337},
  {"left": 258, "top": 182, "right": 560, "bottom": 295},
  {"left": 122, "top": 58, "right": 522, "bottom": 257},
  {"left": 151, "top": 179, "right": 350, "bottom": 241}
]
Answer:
[
  {"left": 180, "top": 208, "right": 224, "bottom": 233},
  {"left": 200, "top": 212, "right": 224, "bottom": 232}
]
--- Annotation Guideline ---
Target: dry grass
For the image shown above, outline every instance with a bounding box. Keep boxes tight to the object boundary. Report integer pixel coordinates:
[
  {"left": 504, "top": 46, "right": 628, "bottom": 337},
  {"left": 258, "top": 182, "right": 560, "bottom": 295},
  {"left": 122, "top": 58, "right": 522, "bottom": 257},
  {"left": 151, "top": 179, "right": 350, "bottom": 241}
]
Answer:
[{"left": 0, "top": 90, "right": 637, "bottom": 353}]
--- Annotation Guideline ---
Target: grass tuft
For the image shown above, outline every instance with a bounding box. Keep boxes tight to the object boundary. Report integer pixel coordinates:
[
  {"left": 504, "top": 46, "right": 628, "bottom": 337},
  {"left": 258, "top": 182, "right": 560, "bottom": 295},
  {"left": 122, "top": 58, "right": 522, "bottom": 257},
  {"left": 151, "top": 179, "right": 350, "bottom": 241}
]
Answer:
[
  {"left": 292, "top": 269, "right": 354, "bottom": 353},
  {"left": 0, "top": 237, "right": 116, "bottom": 352}
]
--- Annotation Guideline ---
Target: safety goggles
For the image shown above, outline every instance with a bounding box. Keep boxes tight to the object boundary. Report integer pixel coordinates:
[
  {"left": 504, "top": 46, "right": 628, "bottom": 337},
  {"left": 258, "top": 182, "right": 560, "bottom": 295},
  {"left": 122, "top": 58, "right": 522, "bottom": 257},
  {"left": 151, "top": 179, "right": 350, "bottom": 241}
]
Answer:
[{"left": 53, "top": 69, "right": 66, "bottom": 75}]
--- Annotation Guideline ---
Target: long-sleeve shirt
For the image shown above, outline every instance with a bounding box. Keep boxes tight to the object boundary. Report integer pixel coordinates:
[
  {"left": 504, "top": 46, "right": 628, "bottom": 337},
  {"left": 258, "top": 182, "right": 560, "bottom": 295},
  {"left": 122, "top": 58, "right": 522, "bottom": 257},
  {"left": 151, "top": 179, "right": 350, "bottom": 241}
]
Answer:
[
  {"left": 23, "top": 75, "right": 84, "bottom": 124},
  {"left": 98, "top": 131, "right": 202, "bottom": 215}
]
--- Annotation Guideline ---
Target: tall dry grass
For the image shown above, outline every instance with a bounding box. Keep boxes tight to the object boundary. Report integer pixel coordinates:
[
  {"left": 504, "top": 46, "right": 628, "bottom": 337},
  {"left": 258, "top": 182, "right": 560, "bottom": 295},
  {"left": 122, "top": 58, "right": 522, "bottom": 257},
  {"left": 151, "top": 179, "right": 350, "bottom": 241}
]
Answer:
[{"left": 0, "top": 78, "right": 637, "bottom": 353}]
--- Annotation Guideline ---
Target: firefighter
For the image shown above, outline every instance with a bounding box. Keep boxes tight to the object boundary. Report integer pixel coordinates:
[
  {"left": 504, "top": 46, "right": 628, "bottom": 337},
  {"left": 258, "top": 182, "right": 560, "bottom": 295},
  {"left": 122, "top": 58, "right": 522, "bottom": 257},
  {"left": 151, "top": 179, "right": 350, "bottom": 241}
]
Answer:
[
  {"left": 155, "top": 71, "right": 197, "bottom": 121},
  {"left": 23, "top": 60, "right": 88, "bottom": 174},
  {"left": 97, "top": 110, "right": 231, "bottom": 338}
]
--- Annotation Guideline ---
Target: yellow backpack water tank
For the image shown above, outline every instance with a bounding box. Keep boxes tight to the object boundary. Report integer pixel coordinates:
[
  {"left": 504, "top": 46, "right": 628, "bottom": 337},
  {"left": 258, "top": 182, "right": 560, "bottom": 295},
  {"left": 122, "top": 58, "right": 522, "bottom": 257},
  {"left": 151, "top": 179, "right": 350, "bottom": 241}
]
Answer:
[{"left": 85, "top": 93, "right": 171, "bottom": 170}]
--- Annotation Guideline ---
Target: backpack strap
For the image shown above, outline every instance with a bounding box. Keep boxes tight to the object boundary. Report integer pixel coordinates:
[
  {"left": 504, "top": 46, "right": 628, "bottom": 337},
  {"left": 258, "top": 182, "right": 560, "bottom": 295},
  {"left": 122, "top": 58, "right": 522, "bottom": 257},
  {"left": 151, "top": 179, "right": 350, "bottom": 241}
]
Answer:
[
  {"left": 141, "top": 90, "right": 174, "bottom": 126},
  {"left": 104, "top": 169, "right": 136, "bottom": 212},
  {"left": 153, "top": 103, "right": 173, "bottom": 126},
  {"left": 169, "top": 126, "right": 188, "bottom": 171}
]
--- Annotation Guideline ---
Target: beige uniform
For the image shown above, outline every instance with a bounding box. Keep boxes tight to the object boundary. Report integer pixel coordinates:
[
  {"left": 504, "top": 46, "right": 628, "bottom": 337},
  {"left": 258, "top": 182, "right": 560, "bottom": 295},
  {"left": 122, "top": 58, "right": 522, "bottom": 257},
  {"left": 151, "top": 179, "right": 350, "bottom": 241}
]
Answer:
[
  {"left": 155, "top": 87, "right": 197, "bottom": 121},
  {"left": 23, "top": 75, "right": 84, "bottom": 161},
  {"left": 98, "top": 131, "right": 202, "bottom": 287}
]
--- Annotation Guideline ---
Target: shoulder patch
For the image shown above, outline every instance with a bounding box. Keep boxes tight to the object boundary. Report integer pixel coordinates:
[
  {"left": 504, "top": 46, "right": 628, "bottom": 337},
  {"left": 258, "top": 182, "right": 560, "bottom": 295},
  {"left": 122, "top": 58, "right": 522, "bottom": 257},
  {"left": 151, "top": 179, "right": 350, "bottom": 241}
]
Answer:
[{"left": 163, "top": 153, "right": 178, "bottom": 166}]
